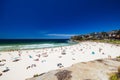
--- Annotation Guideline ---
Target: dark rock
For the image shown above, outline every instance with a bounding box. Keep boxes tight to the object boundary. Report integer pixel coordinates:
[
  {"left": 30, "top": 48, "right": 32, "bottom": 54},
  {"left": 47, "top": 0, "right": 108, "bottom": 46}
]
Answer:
[{"left": 55, "top": 70, "right": 72, "bottom": 80}]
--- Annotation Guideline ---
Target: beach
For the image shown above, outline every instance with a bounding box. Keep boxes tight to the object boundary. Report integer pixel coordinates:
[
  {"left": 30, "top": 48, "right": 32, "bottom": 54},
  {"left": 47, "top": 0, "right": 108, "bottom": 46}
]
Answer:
[{"left": 0, "top": 41, "right": 120, "bottom": 80}]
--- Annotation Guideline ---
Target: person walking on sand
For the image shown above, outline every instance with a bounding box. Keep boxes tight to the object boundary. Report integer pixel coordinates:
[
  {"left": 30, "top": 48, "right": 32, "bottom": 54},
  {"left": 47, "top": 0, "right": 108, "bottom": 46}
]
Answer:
[{"left": 18, "top": 53, "right": 21, "bottom": 57}]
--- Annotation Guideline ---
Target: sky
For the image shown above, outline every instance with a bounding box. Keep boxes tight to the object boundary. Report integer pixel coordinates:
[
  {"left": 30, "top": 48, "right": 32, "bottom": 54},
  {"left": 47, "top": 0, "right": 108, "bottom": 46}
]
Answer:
[{"left": 0, "top": 0, "right": 120, "bottom": 39}]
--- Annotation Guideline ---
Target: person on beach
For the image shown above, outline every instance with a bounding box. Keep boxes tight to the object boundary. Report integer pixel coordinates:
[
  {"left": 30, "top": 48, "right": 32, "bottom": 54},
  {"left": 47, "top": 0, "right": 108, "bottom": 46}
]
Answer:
[
  {"left": 31, "top": 64, "right": 36, "bottom": 68},
  {"left": 72, "top": 58, "right": 75, "bottom": 60},
  {"left": 59, "top": 56, "right": 62, "bottom": 58},
  {"left": 2, "top": 67, "right": 10, "bottom": 72},
  {"left": 26, "top": 66, "right": 30, "bottom": 69},
  {"left": 42, "top": 53, "right": 48, "bottom": 57},
  {"left": 61, "top": 50, "right": 66, "bottom": 55},
  {"left": 0, "top": 72, "right": 2, "bottom": 76},
  {"left": 36, "top": 54, "right": 40, "bottom": 58},
  {"left": 34, "top": 59, "right": 39, "bottom": 61},
  {"left": 1, "top": 59, "right": 6, "bottom": 62},
  {"left": 57, "top": 63, "right": 64, "bottom": 68},
  {"left": 18, "top": 53, "right": 21, "bottom": 57},
  {"left": 0, "top": 63, "right": 5, "bottom": 66},
  {"left": 41, "top": 60, "right": 46, "bottom": 63},
  {"left": 102, "top": 52, "right": 105, "bottom": 55},
  {"left": 108, "top": 55, "right": 111, "bottom": 59},
  {"left": 99, "top": 48, "right": 102, "bottom": 52}
]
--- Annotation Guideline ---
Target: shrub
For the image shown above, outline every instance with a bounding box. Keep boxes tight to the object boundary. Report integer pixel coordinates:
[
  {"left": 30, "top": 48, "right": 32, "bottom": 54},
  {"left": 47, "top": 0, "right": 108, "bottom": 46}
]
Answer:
[
  {"left": 33, "top": 74, "right": 40, "bottom": 77},
  {"left": 110, "top": 74, "right": 118, "bottom": 80},
  {"left": 118, "top": 66, "right": 120, "bottom": 79},
  {"left": 118, "top": 66, "right": 120, "bottom": 74},
  {"left": 110, "top": 66, "right": 120, "bottom": 80},
  {"left": 117, "top": 56, "right": 120, "bottom": 58}
]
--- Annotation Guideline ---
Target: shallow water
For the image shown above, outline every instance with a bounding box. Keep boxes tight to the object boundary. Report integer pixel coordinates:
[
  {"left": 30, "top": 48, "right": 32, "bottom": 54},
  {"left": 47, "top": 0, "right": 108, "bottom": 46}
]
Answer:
[{"left": 0, "top": 39, "right": 76, "bottom": 51}]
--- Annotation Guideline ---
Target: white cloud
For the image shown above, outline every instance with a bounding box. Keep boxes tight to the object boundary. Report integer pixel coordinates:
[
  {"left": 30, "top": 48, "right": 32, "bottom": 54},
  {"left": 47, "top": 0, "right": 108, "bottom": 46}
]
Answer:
[{"left": 47, "top": 34, "right": 76, "bottom": 37}]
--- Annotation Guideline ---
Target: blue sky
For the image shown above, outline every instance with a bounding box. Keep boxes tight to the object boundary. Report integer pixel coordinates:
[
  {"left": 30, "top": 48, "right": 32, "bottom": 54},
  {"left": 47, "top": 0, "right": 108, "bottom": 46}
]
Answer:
[{"left": 0, "top": 0, "right": 120, "bottom": 39}]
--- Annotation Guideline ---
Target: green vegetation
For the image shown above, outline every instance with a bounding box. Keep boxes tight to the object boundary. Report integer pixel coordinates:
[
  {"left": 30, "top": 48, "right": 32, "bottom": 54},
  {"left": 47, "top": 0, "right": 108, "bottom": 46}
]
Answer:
[
  {"left": 33, "top": 73, "right": 45, "bottom": 78},
  {"left": 117, "top": 56, "right": 120, "bottom": 58},
  {"left": 92, "top": 39, "right": 120, "bottom": 44},
  {"left": 116, "top": 56, "right": 120, "bottom": 61},
  {"left": 118, "top": 66, "right": 120, "bottom": 74},
  {"left": 109, "top": 66, "right": 120, "bottom": 80},
  {"left": 70, "top": 29, "right": 120, "bottom": 44},
  {"left": 33, "top": 74, "right": 40, "bottom": 77},
  {"left": 110, "top": 74, "right": 118, "bottom": 80}
]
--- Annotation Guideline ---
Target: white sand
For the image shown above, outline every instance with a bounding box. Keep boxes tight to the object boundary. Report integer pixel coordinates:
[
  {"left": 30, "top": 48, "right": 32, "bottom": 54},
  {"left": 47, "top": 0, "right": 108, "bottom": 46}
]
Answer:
[{"left": 0, "top": 41, "right": 120, "bottom": 80}]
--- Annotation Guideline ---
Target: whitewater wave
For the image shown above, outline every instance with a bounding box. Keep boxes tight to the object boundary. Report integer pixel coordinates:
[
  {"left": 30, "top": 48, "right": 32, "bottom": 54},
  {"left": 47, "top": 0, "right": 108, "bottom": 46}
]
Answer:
[{"left": 0, "top": 43, "right": 70, "bottom": 51}]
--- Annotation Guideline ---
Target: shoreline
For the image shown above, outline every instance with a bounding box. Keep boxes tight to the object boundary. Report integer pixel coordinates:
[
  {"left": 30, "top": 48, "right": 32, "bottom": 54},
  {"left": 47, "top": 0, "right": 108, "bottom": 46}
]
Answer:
[
  {"left": 0, "top": 41, "right": 120, "bottom": 80},
  {"left": 0, "top": 42, "right": 78, "bottom": 52},
  {"left": 1, "top": 40, "right": 120, "bottom": 52}
]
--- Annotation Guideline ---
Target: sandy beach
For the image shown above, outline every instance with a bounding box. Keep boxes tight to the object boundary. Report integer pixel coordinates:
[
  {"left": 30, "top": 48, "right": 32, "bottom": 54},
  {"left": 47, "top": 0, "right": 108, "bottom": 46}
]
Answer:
[{"left": 0, "top": 41, "right": 120, "bottom": 80}]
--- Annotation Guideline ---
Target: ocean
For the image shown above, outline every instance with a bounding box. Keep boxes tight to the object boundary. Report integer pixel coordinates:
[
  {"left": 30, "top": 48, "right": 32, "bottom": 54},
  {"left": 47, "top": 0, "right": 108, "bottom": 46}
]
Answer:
[{"left": 0, "top": 39, "right": 76, "bottom": 51}]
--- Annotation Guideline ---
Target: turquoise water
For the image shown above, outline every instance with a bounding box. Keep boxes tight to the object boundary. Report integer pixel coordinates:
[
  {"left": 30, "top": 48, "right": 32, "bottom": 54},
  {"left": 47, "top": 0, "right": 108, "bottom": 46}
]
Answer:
[{"left": 0, "top": 39, "right": 76, "bottom": 51}]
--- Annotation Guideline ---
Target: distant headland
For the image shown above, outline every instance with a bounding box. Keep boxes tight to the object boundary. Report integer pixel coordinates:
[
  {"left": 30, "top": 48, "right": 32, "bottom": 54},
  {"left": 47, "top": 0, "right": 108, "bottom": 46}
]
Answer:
[{"left": 70, "top": 29, "right": 120, "bottom": 44}]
